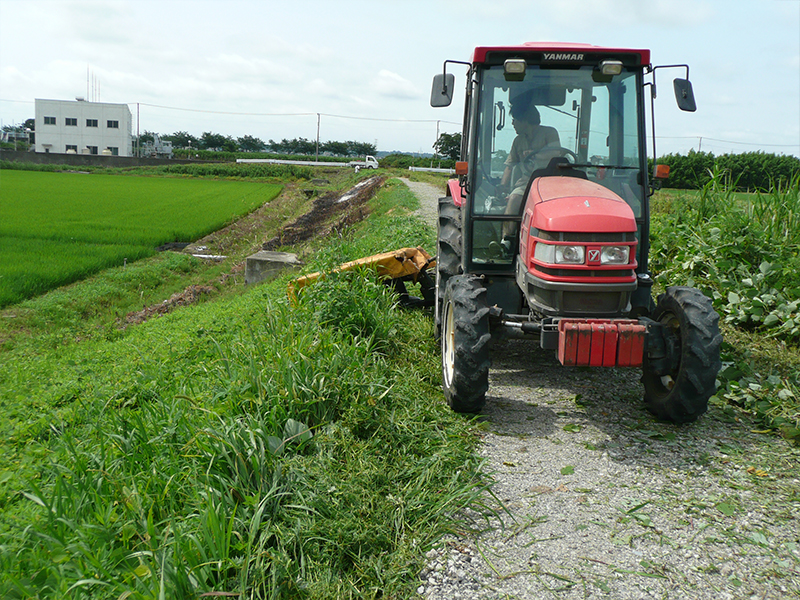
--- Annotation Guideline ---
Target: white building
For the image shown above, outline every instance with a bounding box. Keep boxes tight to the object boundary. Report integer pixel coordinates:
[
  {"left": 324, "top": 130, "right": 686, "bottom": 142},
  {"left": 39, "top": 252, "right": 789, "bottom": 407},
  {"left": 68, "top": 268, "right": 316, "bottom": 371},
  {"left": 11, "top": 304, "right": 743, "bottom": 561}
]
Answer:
[{"left": 35, "top": 98, "right": 133, "bottom": 156}]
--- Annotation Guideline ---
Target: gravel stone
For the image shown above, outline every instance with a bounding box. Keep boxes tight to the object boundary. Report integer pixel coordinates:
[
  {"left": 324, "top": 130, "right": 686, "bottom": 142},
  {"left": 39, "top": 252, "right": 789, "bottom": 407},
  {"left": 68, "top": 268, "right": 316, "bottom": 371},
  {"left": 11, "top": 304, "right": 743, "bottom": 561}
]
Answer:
[{"left": 402, "top": 178, "right": 800, "bottom": 600}]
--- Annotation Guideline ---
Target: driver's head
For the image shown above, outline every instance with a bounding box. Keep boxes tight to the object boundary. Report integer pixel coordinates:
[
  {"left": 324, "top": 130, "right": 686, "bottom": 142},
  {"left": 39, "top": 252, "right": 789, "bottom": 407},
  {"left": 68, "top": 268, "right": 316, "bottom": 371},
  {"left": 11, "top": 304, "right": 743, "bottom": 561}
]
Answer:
[{"left": 510, "top": 102, "right": 540, "bottom": 126}]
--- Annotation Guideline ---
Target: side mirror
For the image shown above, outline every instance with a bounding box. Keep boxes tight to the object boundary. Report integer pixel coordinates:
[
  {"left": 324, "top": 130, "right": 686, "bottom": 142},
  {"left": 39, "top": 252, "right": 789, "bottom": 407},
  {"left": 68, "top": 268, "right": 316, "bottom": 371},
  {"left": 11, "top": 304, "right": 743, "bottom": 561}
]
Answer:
[
  {"left": 430, "top": 73, "right": 455, "bottom": 107},
  {"left": 673, "top": 78, "right": 696, "bottom": 112}
]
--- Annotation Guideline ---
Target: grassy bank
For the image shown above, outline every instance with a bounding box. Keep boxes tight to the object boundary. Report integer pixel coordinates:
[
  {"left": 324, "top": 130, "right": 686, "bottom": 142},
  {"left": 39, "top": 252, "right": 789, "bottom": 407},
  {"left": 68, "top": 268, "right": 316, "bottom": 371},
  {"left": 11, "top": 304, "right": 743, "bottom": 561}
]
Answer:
[{"left": 0, "top": 178, "right": 487, "bottom": 599}]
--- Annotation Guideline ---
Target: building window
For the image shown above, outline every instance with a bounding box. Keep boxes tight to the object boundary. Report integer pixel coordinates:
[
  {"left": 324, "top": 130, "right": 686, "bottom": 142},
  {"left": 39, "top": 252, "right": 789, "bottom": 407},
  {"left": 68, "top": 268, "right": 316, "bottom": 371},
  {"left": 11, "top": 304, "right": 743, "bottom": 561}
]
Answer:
[
  {"left": 87, "top": 146, "right": 98, "bottom": 155},
  {"left": 86, "top": 119, "right": 98, "bottom": 128},
  {"left": 107, "top": 147, "right": 119, "bottom": 155},
  {"left": 65, "top": 118, "right": 78, "bottom": 126},
  {"left": 44, "top": 116, "right": 56, "bottom": 125},
  {"left": 107, "top": 120, "right": 119, "bottom": 129},
  {"left": 66, "top": 145, "right": 78, "bottom": 153}
]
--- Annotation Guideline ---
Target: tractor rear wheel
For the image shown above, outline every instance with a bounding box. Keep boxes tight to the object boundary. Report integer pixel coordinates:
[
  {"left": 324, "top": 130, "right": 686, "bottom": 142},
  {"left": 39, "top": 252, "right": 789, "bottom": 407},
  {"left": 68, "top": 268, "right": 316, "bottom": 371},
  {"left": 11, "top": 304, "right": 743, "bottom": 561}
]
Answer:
[
  {"left": 441, "top": 275, "right": 491, "bottom": 413},
  {"left": 435, "top": 196, "right": 462, "bottom": 337},
  {"left": 642, "top": 286, "right": 722, "bottom": 423}
]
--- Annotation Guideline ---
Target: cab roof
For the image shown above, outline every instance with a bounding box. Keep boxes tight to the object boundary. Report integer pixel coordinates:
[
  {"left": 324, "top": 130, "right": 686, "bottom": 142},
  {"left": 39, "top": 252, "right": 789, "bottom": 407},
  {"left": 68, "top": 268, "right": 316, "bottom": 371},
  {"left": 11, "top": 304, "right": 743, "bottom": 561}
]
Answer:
[{"left": 472, "top": 42, "right": 650, "bottom": 67}]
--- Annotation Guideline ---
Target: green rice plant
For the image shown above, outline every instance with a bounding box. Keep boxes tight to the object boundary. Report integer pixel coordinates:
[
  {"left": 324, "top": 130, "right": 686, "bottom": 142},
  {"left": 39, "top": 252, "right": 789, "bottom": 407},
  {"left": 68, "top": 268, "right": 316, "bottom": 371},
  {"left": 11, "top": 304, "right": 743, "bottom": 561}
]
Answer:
[{"left": 0, "top": 170, "right": 282, "bottom": 307}]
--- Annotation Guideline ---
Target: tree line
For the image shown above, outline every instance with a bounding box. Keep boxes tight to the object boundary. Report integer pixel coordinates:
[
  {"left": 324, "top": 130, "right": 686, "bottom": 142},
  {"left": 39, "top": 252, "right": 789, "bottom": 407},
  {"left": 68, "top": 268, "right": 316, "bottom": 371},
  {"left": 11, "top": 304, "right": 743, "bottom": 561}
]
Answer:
[
  {"left": 136, "top": 131, "right": 376, "bottom": 157},
  {"left": 653, "top": 150, "right": 800, "bottom": 191}
]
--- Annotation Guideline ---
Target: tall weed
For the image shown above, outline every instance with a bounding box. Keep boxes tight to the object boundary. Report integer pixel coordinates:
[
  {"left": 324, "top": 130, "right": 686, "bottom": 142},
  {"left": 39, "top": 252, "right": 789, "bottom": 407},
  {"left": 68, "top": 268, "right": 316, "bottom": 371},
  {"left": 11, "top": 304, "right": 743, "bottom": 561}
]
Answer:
[{"left": 650, "top": 175, "right": 800, "bottom": 440}]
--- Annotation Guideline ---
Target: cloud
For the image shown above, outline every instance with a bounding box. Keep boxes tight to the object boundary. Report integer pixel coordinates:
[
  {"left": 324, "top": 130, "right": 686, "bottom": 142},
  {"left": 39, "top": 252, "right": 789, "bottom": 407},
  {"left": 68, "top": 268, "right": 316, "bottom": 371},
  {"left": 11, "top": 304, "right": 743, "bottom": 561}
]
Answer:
[
  {"left": 371, "top": 70, "right": 420, "bottom": 100},
  {"left": 305, "top": 78, "right": 340, "bottom": 99}
]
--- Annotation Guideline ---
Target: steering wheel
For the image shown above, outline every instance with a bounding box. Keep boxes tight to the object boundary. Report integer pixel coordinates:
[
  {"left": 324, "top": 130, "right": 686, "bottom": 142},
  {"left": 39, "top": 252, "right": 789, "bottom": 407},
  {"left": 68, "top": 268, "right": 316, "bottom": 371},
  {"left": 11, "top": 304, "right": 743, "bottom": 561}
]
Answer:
[{"left": 523, "top": 146, "right": 578, "bottom": 167}]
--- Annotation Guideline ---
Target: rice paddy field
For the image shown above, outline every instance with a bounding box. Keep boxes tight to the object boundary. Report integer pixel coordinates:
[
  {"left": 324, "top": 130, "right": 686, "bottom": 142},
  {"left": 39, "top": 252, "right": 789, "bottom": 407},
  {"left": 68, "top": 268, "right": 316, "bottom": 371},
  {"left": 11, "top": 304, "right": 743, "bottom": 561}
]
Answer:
[{"left": 0, "top": 170, "right": 282, "bottom": 307}]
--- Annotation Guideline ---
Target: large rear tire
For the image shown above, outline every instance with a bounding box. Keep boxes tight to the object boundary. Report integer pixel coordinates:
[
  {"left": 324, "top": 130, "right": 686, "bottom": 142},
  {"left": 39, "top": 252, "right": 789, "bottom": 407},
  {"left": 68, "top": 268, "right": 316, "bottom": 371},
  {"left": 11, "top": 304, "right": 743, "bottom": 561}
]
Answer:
[
  {"left": 441, "top": 276, "right": 491, "bottom": 413},
  {"left": 435, "top": 196, "right": 462, "bottom": 337},
  {"left": 642, "top": 286, "right": 722, "bottom": 423}
]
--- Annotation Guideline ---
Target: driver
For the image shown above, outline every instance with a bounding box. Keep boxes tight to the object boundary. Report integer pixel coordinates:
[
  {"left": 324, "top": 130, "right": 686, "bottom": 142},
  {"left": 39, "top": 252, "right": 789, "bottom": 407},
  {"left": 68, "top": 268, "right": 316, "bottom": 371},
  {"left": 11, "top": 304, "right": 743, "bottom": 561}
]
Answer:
[{"left": 501, "top": 101, "right": 561, "bottom": 215}]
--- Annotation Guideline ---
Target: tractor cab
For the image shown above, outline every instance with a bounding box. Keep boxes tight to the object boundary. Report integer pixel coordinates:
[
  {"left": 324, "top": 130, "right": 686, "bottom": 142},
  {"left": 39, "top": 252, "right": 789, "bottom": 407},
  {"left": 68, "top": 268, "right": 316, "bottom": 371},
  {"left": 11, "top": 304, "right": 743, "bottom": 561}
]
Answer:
[
  {"left": 432, "top": 44, "right": 696, "bottom": 316},
  {"left": 431, "top": 43, "right": 720, "bottom": 424}
]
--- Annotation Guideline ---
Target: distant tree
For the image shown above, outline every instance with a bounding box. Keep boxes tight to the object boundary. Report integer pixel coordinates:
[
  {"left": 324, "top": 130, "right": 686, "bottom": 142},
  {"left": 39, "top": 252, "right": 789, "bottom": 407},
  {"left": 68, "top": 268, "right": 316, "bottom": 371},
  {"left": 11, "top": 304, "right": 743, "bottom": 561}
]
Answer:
[
  {"left": 433, "top": 132, "right": 461, "bottom": 161},
  {"left": 221, "top": 136, "right": 238, "bottom": 152},
  {"left": 348, "top": 141, "right": 377, "bottom": 157},
  {"left": 295, "top": 137, "right": 317, "bottom": 155},
  {"left": 137, "top": 130, "right": 156, "bottom": 145},
  {"left": 267, "top": 138, "right": 287, "bottom": 153},
  {"left": 322, "top": 140, "right": 350, "bottom": 156},
  {"left": 237, "top": 135, "right": 265, "bottom": 152},
  {"left": 166, "top": 131, "right": 200, "bottom": 149},
  {"left": 2, "top": 120, "right": 34, "bottom": 133},
  {"left": 283, "top": 138, "right": 299, "bottom": 154},
  {"left": 200, "top": 131, "right": 228, "bottom": 150}
]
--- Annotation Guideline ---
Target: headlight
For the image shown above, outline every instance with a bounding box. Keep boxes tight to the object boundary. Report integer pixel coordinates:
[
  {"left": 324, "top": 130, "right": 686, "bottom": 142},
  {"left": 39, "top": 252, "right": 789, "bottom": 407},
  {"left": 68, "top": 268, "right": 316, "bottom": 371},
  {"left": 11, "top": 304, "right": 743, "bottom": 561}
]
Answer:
[
  {"left": 534, "top": 243, "right": 585, "bottom": 265},
  {"left": 600, "top": 246, "right": 630, "bottom": 264},
  {"left": 556, "top": 245, "right": 585, "bottom": 264}
]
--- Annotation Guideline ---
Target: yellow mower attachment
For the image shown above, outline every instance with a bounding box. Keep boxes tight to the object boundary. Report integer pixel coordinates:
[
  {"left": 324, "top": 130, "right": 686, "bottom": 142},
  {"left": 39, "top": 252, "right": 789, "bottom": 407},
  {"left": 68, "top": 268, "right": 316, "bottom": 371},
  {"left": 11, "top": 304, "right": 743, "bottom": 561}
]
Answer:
[{"left": 288, "top": 247, "right": 436, "bottom": 307}]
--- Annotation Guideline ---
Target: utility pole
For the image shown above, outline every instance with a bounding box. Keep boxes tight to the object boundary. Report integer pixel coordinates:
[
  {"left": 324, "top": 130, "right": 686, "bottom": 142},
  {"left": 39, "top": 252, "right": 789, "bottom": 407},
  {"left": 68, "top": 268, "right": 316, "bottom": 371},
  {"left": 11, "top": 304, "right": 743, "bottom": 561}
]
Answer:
[{"left": 316, "top": 113, "right": 320, "bottom": 161}]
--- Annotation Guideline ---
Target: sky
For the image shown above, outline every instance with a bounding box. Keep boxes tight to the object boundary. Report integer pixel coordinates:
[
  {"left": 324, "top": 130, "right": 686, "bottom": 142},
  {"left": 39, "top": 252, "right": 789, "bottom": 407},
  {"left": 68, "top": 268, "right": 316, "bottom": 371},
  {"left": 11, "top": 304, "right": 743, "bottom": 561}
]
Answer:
[{"left": 1, "top": 0, "right": 799, "bottom": 157}]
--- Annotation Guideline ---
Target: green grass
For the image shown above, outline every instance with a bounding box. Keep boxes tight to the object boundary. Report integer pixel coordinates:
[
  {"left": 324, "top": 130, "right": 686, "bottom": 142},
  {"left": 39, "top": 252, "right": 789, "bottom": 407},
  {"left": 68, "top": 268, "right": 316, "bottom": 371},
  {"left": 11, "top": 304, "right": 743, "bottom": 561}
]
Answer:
[
  {"left": 0, "top": 177, "right": 486, "bottom": 599},
  {"left": 650, "top": 174, "right": 800, "bottom": 441},
  {"left": 4, "top": 165, "right": 797, "bottom": 598},
  {"left": 0, "top": 169, "right": 283, "bottom": 307}
]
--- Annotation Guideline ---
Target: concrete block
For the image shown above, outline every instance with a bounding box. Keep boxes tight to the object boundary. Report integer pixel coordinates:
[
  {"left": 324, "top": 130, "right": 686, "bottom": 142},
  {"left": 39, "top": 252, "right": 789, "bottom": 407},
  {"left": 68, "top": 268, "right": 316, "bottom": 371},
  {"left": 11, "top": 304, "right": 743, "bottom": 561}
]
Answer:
[{"left": 245, "top": 251, "right": 303, "bottom": 285}]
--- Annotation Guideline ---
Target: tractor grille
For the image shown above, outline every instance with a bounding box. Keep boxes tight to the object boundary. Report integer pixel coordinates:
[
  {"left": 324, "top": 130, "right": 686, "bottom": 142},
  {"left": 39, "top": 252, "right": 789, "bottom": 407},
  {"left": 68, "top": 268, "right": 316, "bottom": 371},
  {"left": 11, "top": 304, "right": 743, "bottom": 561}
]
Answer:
[
  {"left": 536, "top": 266, "right": 633, "bottom": 279},
  {"left": 529, "top": 286, "right": 631, "bottom": 316},
  {"left": 562, "top": 291, "right": 626, "bottom": 313},
  {"left": 533, "top": 230, "right": 635, "bottom": 243}
]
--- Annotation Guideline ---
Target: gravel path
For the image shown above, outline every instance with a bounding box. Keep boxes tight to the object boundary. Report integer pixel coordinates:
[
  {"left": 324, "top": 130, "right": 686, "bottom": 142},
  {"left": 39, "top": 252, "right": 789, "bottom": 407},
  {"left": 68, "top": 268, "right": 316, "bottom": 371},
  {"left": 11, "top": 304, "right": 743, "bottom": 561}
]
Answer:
[{"left": 400, "top": 177, "right": 800, "bottom": 600}]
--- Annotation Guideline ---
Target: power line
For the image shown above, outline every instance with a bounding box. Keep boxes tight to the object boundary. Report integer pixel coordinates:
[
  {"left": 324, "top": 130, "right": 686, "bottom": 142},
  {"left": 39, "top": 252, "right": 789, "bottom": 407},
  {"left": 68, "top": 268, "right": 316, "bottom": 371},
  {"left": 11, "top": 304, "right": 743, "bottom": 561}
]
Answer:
[
  {"left": 135, "top": 101, "right": 461, "bottom": 125},
  {"left": 137, "top": 102, "right": 316, "bottom": 117}
]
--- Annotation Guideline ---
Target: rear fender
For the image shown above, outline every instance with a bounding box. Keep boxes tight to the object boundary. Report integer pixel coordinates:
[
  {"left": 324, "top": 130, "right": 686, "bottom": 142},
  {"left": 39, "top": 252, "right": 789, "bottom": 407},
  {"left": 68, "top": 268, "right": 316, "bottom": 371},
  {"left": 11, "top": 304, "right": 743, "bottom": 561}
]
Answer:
[{"left": 447, "top": 178, "right": 465, "bottom": 208}]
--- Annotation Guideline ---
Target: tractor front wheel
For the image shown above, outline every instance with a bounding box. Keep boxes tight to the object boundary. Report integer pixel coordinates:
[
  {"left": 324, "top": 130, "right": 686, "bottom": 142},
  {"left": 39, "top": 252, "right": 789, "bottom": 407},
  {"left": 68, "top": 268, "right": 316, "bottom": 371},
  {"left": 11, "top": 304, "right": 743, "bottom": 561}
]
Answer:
[
  {"left": 435, "top": 196, "right": 462, "bottom": 337},
  {"left": 441, "top": 275, "right": 491, "bottom": 413},
  {"left": 642, "top": 286, "right": 722, "bottom": 423}
]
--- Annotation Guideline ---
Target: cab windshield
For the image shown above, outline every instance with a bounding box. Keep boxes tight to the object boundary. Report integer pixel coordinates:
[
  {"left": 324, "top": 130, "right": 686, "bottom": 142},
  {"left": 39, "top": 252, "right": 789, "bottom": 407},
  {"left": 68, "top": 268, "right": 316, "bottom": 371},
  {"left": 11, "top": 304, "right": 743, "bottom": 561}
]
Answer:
[
  {"left": 472, "top": 64, "right": 644, "bottom": 214},
  {"left": 468, "top": 64, "right": 645, "bottom": 266}
]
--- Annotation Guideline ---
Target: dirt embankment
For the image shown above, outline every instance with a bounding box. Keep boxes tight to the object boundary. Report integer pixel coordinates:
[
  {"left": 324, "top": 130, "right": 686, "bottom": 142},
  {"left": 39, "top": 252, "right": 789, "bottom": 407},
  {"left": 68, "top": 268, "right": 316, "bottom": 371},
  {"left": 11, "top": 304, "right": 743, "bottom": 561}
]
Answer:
[
  {"left": 123, "top": 175, "right": 384, "bottom": 326},
  {"left": 262, "top": 175, "right": 384, "bottom": 249}
]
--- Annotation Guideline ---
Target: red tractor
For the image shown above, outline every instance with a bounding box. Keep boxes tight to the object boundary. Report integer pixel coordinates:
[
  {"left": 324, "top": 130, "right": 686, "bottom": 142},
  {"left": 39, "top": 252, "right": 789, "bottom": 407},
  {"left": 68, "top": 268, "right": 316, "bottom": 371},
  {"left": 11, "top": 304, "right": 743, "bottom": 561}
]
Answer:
[{"left": 431, "top": 43, "right": 721, "bottom": 423}]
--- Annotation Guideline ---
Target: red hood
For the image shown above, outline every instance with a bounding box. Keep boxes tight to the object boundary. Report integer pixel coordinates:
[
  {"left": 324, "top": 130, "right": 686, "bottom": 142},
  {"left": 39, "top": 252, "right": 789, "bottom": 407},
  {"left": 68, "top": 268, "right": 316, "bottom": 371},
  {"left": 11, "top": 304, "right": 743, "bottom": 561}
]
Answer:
[{"left": 528, "top": 177, "right": 637, "bottom": 233}]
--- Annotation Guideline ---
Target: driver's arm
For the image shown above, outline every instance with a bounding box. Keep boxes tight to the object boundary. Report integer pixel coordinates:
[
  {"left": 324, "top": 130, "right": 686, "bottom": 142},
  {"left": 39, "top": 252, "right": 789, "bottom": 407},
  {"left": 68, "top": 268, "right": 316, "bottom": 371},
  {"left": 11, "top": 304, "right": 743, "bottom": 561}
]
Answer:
[
  {"left": 500, "top": 139, "right": 522, "bottom": 190},
  {"left": 500, "top": 165, "right": 512, "bottom": 187}
]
